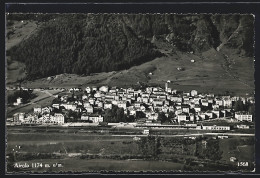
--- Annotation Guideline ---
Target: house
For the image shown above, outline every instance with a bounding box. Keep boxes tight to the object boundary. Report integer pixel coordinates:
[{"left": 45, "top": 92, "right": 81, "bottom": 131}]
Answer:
[
  {"left": 189, "top": 113, "right": 195, "bottom": 122},
  {"left": 190, "top": 90, "right": 198, "bottom": 96},
  {"left": 86, "top": 106, "right": 94, "bottom": 113},
  {"left": 236, "top": 125, "right": 250, "bottom": 129},
  {"left": 61, "top": 103, "right": 77, "bottom": 111},
  {"left": 83, "top": 102, "right": 91, "bottom": 108},
  {"left": 193, "top": 97, "right": 200, "bottom": 105},
  {"left": 109, "top": 88, "right": 117, "bottom": 94},
  {"left": 94, "top": 92, "right": 102, "bottom": 98},
  {"left": 218, "top": 135, "right": 229, "bottom": 139},
  {"left": 82, "top": 94, "right": 88, "bottom": 100},
  {"left": 154, "top": 106, "right": 163, "bottom": 112},
  {"left": 198, "top": 112, "right": 206, "bottom": 120},
  {"left": 207, "top": 98, "right": 214, "bottom": 104},
  {"left": 134, "top": 102, "right": 142, "bottom": 108},
  {"left": 175, "top": 109, "right": 182, "bottom": 115},
  {"left": 136, "top": 97, "right": 142, "bottom": 103},
  {"left": 129, "top": 110, "right": 137, "bottom": 116},
  {"left": 201, "top": 99, "right": 208, "bottom": 106},
  {"left": 194, "top": 105, "right": 201, "bottom": 112},
  {"left": 89, "top": 98, "right": 95, "bottom": 105},
  {"left": 168, "top": 106, "right": 175, "bottom": 112},
  {"left": 81, "top": 114, "right": 89, "bottom": 121},
  {"left": 140, "top": 105, "right": 146, "bottom": 112},
  {"left": 221, "top": 110, "right": 227, "bottom": 117},
  {"left": 146, "top": 112, "right": 158, "bottom": 120},
  {"left": 112, "top": 100, "right": 118, "bottom": 105},
  {"left": 146, "top": 87, "right": 153, "bottom": 93},
  {"left": 118, "top": 101, "right": 127, "bottom": 110},
  {"left": 183, "top": 97, "right": 190, "bottom": 104},
  {"left": 85, "top": 87, "right": 92, "bottom": 93},
  {"left": 13, "top": 97, "right": 23, "bottom": 106},
  {"left": 13, "top": 113, "right": 25, "bottom": 122},
  {"left": 201, "top": 125, "right": 230, "bottom": 130},
  {"left": 212, "top": 110, "right": 220, "bottom": 118},
  {"left": 53, "top": 113, "right": 65, "bottom": 124},
  {"left": 162, "top": 106, "right": 168, "bottom": 113},
  {"left": 205, "top": 111, "right": 213, "bottom": 119},
  {"left": 183, "top": 92, "right": 190, "bottom": 97},
  {"left": 60, "top": 95, "right": 68, "bottom": 102},
  {"left": 166, "top": 88, "right": 172, "bottom": 93},
  {"left": 189, "top": 103, "right": 195, "bottom": 109},
  {"left": 143, "top": 129, "right": 150, "bottom": 135},
  {"left": 96, "top": 101, "right": 103, "bottom": 108},
  {"left": 92, "top": 86, "right": 98, "bottom": 91},
  {"left": 182, "top": 106, "right": 190, "bottom": 113},
  {"left": 89, "top": 115, "right": 103, "bottom": 123},
  {"left": 223, "top": 98, "right": 232, "bottom": 108},
  {"left": 25, "top": 114, "right": 38, "bottom": 123},
  {"left": 33, "top": 107, "right": 42, "bottom": 113},
  {"left": 99, "top": 86, "right": 109, "bottom": 93},
  {"left": 158, "top": 95, "right": 167, "bottom": 100},
  {"left": 41, "top": 114, "right": 52, "bottom": 124},
  {"left": 215, "top": 99, "right": 223, "bottom": 106},
  {"left": 177, "top": 113, "right": 188, "bottom": 123},
  {"left": 235, "top": 112, "right": 253, "bottom": 122},
  {"left": 141, "top": 93, "right": 150, "bottom": 98},
  {"left": 142, "top": 97, "right": 149, "bottom": 103},
  {"left": 230, "top": 157, "right": 237, "bottom": 162},
  {"left": 153, "top": 99, "right": 164, "bottom": 106},
  {"left": 105, "top": 95, "right": 115, "bottom": 101},
  {"left": 41, "top": 107, "right": 52, "bottom": 114},
  {"left": 104, "top": 103, "right": 112, "bottom": 110},
  {"left": 212, "top": 104, "right": 219, "bottom": 110},
  {"left": 52, "top": 104, "right": 60, "bottom": 109}
]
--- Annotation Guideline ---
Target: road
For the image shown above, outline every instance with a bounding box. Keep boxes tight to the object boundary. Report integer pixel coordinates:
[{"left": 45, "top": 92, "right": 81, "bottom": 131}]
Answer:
[{"left": 8, "top": 132, "right": 254, "bottom": 137}]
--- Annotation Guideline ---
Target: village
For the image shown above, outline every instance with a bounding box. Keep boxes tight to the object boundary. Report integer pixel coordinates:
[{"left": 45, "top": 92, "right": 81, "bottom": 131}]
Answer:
[{"left": 7, "top": 82, "right": 255, "bottom": 132}]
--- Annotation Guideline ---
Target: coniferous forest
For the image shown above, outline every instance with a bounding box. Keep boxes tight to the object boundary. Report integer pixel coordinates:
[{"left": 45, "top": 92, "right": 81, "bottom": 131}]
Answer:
[{"left": 7, "top": 14, "right": 254, "bottom": 80}]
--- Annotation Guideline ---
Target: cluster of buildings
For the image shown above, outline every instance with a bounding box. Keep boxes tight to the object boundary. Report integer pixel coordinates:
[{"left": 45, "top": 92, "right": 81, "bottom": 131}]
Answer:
[{"left": 10, "top": 83, "right": 254, "bottom": 126}]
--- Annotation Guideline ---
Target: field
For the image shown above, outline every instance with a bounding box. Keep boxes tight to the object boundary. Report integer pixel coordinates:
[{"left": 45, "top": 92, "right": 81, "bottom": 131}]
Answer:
[
  {"left": 12, "top": 158, "right": 184, "bottom": 172},
  {"left": 219, "top": 137, "right": 255, "bottom": 163},
  {"left": 6, "top": 127, "right": 255, "bottom": 173}
]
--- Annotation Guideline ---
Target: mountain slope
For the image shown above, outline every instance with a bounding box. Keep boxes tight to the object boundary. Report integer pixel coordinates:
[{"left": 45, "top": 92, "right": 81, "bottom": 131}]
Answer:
[{"left": 6, "top": 14, "right": 254, "bottom": 94}]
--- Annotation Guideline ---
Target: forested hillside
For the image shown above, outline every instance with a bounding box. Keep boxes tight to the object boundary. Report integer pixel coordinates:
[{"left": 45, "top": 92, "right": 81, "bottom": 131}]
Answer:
[{"left": 7, "top": 14, "right": 254, "bottom": 80}]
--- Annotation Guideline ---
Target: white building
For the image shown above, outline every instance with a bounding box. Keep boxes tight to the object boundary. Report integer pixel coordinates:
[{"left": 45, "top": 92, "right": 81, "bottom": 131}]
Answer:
[
  {"left": 33, "top": 107, "right": 42, "bottom": 113},
  {"left": 53, "top": 113, "right": 65, "bottom": 124},
  {"left": 104, "top": 103, "right": 112, "bottom": 110},
  {"left": 118, "top": 101, "right": 127, "bottom": 110},
  {"left": 81, "top": 114, "right": 89, "bottom": 120},
  {"left": 13, "top": 97, "right": 23, "bottom": 106},
  {"left": 190, "top": 90, "right": 198, "bottom": 96},
  {"left": 177, "top": 113, "right": 188, "bottom": 123},
  {"left": 235, "top": 112, "right": 253, "bottom": 122},
  {"left": 99, "top": 86, "right": 109, "bottom": 93},
  {"left": 89, "top": 115, "right": 103, "bottom": 123},
  {"left": 13, "top": 113, "right": 25, "bottom": 122},
  {"left": 85, "top": 87, "right": 92, "bottom": 93}
]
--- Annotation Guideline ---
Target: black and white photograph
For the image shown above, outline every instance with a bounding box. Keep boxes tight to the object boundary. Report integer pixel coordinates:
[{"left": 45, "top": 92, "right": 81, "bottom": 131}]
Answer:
[{"left": 5, "top": 3, "right": 257, "bottom": 174}]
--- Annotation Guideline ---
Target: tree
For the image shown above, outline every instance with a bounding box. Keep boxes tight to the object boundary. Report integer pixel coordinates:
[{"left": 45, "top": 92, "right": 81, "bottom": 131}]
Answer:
[
  {"left": 196, "top": 139, "right": 223, "bottom": 161},
  {"left": 158, "top": 112, "right": 167, "bottom": 123},
  {"left": 136, "top": 111, "right": 146, "bottom": 119},
  {"left": 234, "top": 99, "right": 245, "bottom": 111},
  {"left": 138, "top": 136, "right": 161, "bottom": 158},
  {"left": 168, "top": 111, "right": 176, "bottom": 119},
  {"left": 116, "top": 108, "right": 125, "bottom": 122}
]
